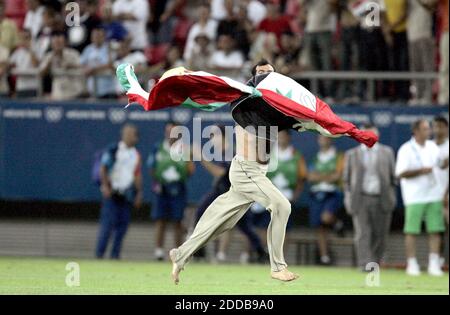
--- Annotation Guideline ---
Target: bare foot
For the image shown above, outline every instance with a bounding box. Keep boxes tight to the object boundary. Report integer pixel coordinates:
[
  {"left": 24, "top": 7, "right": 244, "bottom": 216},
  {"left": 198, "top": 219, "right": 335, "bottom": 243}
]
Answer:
[
  {"left": 271, "top": 269, "right": 299, "bottom": 282},
  {"left": 169, "top": 248, "right": 182, "bottom": 285}
]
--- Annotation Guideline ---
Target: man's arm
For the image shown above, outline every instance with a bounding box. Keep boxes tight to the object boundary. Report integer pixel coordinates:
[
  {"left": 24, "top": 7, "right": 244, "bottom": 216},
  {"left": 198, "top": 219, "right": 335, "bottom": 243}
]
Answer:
[
  {"left": 387, "top": 147, "right": 397, "bottom": 186},
  {"left": 133, "top": 171, "right": 143, "bottom": 209},
  {"left": 342, "top": 150, "right": 352, "bottom": 191},
  {"left": 397, "top": 168, "right": 433, "bottom": 178},
  {"left": 293, "top": 155, "right": 308, "bottom": 201},
  {"left": 100, "top": 165, "right": 112, "bottom": 199}
]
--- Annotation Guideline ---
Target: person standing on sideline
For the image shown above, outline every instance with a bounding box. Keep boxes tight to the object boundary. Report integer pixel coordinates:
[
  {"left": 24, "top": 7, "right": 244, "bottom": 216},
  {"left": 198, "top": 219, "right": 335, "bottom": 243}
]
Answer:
[
  {"left": 432, "top": 116, "right": 449, "bottom": 265},
  {"left": 343, "top": 123, "right": 397, "bottom": 270},
  {"left": 438, "top": 0, "right": 449, "bottom": 105},
  {"left": 396, "top": 119, "right": 449, "bottom": 276},
  {"left": 96, "top": 124, "right": 143, "bottom": 259},
  {"left": 148, "top": 121, "right": 195, "bottom": 261},
  {"left": 307, "top": 135, "right": 344, "bottom": 265}
]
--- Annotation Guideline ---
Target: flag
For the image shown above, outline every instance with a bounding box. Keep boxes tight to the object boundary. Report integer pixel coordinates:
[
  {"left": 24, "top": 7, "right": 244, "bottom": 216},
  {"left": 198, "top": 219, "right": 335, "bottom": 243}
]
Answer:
[{"left": 116, "top": 64, "right": 378, "bottom": 147}]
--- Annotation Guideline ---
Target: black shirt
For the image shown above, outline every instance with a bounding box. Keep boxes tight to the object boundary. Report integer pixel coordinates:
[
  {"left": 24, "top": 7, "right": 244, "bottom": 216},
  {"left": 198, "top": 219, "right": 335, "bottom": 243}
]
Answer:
[{"left": 230, "top": 73, "right": 297, "bottom": 140}]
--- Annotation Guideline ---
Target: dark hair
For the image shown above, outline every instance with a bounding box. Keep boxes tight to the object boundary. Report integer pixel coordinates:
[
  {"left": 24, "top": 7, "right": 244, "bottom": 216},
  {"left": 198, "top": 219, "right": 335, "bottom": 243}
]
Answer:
[
  {"left": 251, "top": 59, "right": 275, "bottom": 76},
  {"left": 411, "top": 119, "right": 428, "bottom": 133},
  {"left": 433, "top": 115, "right": 449, "bottom": 127}
]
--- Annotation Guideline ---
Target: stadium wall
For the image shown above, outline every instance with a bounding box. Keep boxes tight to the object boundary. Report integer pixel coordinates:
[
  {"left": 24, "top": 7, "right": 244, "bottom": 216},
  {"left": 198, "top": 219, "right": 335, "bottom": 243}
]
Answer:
[{"left": 0, "top": 100, "right": 448, "bottom": 207}]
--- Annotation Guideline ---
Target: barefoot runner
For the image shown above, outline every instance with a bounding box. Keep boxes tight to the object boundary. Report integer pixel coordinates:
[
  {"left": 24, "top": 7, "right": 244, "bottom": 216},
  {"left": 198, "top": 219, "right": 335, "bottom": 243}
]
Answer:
[{"left": 115, "top": 59, "right": 378, "bottom": 284}]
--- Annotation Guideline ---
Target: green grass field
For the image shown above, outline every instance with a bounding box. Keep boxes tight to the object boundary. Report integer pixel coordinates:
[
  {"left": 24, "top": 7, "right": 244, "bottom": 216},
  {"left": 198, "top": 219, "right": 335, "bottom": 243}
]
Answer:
[{"left": 0, "top": 257, "right": 448, "bottom": 295}]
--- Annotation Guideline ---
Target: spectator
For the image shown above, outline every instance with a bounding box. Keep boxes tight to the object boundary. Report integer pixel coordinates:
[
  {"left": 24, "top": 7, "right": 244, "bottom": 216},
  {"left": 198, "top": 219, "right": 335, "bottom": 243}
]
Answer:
[
  {"left": 95, "top": 124, "right": 143, "bottom": 259},
  {"left": 209, "top": 0, "right": 228, "bottom": 21},
  {"left": 186, "top": 33, "right": 213, "bottom": 70},
  {"left": 249, "top": 31, "right": 279, "bottom": 64},
  {"left": 39, "top": 32, "right": 83, "bottom": 100},
  {"left": 284, "top": 0, "right": 304, "bottom": 34},
  {"left": 385, "top": 0, "right": 410, "bottom": 102},
  {"left": 152, "top": 0, "right": 186, "bottom": 45},
  {"left": 432, "top": 116, "right": 449, "bottom": 224},
  {"left": 235, "top": 3, "right": 254, "bottom": 57},
  {"left": 0, "top": 44, "right": 8, "bottom": 97},
  {"left": 0, "top": 1, "right": 19, "bottom": 53},
  {"left": 337, "top": 0, "right": 361, "bottom": 102},
  {"left": 438, "top": 0, "right": 449, "bottom": 105},
  {"left": 395, "top": 119, "right": 448, "bottom": 276},
  {"left": 209, "top": 34, "right": 244, "bottom": 71},
  {"left": 67, "top": 0, "right": 102, "bottom": 52},
  {"left": 23, "top": 0, "right": 45, "bottom": 40},
  {"left": 307, "top": 135, "right": 344, "bottom": 265},
  {"left": 343, "top": 124, "right": 397, "bottom": 269},
  {"left": 406, "top": 0, "right": 436, "bottom": 105},
  {"left": 258, "top": 1, "right": 292, "bottom": 46},
  {"left": 217, "top": 0, "right": 250, "bottom": 56},
  {"left": 113, "top": 39, "right": 147, "bottom": 72},
  {"left": 101, "top": 2, "right": 129, "bottom": 43},
  {"left": 302, "top": 0, "right": 338, "bottom": 98},
  {"left": 80, "top": 26, "right": 116, "bottom": 99},
  {"left": 9, "top": 29, "right": 40, "bottom": 97},
  {"left": 274, "top": 31, "right": 303, "bottom": 75},
  {"left": 217, "top": 0, "right": 236, "bottom": 36},
  {"left": 183, "top": 2, "right": 218, "bottom": 61},
  {"left": 112, "top": 0, "right": 149, "bottom": 51},
  {"left": 242, "top": 0, "right": 266, "bottom": 27},
  {"left": 113, "top": 39, "right": 147, "bottom": 94},
  {"left": 147, "top": 121, "right": 195, "bottom": 261},
  {"left": 33, "top": 6, "right": 57, "bottom": 61},
  {"left": 352, "top": 0, "right": 390, "bottom": 101},
  {"left": 149, "top": 45, "right": 184, "bottom": 74}
]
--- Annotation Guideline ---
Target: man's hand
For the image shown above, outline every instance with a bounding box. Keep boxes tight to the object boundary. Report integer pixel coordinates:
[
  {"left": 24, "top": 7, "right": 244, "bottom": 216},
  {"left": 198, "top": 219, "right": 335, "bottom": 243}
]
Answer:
[{"left": 100, "top": 184, "right": 112, "bottom": 199}]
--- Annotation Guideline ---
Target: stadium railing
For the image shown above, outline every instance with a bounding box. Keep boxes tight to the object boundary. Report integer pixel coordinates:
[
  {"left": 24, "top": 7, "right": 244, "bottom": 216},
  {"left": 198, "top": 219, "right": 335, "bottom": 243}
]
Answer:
[{"left": 9, "top": 69, "right": 440, "bottom": 103}]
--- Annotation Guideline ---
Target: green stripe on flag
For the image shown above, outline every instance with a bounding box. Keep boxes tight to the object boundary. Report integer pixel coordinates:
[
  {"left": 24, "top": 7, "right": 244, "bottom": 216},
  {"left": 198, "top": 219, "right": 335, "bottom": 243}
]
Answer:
[{"left": 181, "top": 97, "right": 228, "bottom": 112}]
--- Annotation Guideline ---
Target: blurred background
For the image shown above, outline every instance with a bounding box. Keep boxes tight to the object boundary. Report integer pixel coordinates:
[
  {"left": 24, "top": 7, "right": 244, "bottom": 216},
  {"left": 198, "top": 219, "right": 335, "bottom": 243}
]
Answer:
[{"left": 0, "top": 0, "right": 448, "bottom": 269}]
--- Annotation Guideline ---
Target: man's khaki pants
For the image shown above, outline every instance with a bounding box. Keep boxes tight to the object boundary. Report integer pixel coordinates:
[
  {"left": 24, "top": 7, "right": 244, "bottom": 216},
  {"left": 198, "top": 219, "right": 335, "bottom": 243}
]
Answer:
[{"left": 173, "top": 156, "right": 291, "bottom": 272}]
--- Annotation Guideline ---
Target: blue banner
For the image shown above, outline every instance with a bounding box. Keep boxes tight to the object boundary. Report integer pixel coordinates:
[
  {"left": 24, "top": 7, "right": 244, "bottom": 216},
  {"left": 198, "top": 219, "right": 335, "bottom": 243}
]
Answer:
[{"left": 0, "top": 100, "right": 448, "bottom": 204}]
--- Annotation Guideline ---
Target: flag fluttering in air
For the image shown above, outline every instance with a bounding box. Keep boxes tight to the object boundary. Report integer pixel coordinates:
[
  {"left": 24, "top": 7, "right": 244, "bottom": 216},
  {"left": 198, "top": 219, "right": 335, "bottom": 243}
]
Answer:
[{"left": 116, "top": 64, "right": 378, "bottom": 147}]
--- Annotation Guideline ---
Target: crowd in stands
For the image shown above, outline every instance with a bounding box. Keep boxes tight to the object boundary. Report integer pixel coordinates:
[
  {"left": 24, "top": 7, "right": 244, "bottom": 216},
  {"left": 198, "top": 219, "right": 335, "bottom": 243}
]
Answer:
[{"left": 0, "top": 0, "right": 448, "bottom": 105}]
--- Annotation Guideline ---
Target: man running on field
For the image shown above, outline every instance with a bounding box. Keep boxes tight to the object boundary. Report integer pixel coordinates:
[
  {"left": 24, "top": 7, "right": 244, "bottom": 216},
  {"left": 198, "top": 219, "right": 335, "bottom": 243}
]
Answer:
[{"left": 170, "top": 60, "right": 300, "bottom": 283}]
